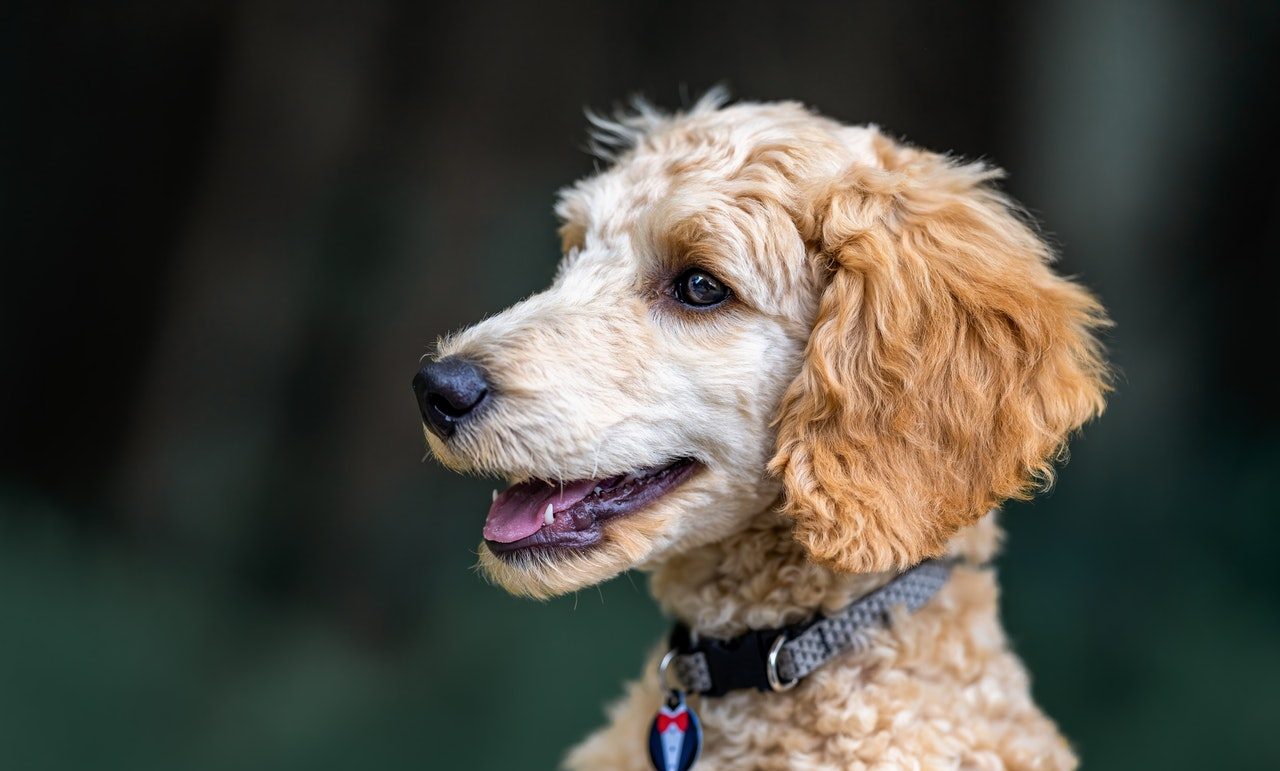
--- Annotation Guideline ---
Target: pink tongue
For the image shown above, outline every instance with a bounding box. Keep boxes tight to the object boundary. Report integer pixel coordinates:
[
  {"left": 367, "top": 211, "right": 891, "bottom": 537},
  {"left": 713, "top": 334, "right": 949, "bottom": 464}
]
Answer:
[{"left": 483, "top": 478, "right": 600, "bottom": 543}]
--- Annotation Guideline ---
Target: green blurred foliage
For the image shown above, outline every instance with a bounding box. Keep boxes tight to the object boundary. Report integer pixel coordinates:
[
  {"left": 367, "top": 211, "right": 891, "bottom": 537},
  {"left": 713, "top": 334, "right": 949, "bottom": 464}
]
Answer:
[{"left": 0, "top": 491, "right": 665, "bottom": 770}]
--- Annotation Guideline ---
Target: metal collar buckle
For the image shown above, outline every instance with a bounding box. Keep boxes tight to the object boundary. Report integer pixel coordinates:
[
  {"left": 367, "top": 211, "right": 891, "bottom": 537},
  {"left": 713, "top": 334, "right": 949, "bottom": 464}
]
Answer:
[{"left": 765, "top": 633, "right": 798, "bottom": 692}]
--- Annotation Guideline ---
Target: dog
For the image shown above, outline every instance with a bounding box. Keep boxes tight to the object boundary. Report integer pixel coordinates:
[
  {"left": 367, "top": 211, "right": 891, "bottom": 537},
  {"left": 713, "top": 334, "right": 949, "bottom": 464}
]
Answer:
[{"left": 415, "top": 91, "right": 1109, "bottom": 770}]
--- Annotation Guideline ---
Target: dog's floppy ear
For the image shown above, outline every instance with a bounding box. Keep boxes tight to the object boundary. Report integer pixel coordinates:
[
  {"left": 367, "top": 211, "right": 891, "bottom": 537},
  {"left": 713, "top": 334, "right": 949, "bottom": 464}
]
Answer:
[{"left": 770, "top": 135, "right": 1110, "bottom": 573}]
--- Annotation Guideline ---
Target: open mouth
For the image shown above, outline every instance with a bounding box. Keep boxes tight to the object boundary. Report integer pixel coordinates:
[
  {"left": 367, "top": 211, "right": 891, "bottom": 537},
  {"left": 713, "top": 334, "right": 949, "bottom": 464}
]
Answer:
[{"left": 483, "top": 458, "right": 700, "bottom": 556}]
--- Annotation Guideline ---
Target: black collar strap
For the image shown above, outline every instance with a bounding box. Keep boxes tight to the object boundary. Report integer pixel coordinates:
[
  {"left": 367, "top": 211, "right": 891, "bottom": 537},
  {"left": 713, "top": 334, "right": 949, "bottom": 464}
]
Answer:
[{"left": 665, "top": 558, "right": 954, "bottom": 697}]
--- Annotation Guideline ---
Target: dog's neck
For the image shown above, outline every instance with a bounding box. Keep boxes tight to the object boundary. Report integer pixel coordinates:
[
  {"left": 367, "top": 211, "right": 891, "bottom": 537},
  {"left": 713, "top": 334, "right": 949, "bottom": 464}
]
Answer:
[{"left": 648, "top": 504, "right": 1001, "bottom": 639}]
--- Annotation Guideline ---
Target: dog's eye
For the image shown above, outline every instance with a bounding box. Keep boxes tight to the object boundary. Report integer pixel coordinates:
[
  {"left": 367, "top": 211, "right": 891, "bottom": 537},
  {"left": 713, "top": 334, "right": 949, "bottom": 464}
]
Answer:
[{"left": 674, "top": 269, "right": 730, "bottom": 307}]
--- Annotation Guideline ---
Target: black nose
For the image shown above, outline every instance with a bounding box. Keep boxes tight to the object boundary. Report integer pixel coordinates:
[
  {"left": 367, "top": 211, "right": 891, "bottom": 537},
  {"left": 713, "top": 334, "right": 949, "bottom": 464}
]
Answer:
[{"left": 412, "top": 357, "right": 489, "bottom": 439}]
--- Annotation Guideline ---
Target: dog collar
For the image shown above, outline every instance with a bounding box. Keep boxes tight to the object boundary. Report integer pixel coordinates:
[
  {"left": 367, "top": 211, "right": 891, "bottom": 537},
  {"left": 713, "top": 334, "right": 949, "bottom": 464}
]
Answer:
[
  {"left": 646, "top": 559, "right": 954, "bottom": 770},
  {"left": 662, "top": 558, "right": 955, "bottom": 697}
]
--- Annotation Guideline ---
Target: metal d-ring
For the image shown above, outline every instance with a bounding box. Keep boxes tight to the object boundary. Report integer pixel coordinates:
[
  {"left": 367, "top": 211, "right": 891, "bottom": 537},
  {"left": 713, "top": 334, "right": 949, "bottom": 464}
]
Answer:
[
  {"left": 658, "top": 648, "right": 683, "bottom": 692},
  {"left": 766, "top": 634, "right": 798, "bottom": 692}
]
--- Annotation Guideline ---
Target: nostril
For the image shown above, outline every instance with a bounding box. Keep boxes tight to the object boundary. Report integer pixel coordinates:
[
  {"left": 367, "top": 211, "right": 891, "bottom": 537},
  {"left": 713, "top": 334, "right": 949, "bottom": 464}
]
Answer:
[{"left": 429, "top": 389, "right": 486, "bottom": 418}]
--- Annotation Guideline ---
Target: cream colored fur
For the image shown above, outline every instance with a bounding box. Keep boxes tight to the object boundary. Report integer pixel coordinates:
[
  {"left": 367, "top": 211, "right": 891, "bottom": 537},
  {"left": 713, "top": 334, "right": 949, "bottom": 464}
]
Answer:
[{"left": 423, "top": 91, "right": 1108, "bottom": 770}]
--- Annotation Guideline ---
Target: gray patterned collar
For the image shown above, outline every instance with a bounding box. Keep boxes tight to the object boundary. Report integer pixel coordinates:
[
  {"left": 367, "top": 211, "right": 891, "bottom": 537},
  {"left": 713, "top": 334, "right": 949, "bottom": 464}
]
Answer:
[{"left": 664, "top": 559, "right": 955, "bottom": 697}]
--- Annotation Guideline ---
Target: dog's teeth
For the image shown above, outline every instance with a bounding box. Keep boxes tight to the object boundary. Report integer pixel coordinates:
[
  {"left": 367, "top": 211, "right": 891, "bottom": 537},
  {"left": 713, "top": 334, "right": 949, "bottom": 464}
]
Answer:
[
  {"left": 594, "top": 486, "right": 602, "bottom": 494},
  {"left": 492, "top": 489, "right": 498, "bottom": 502},
  {"left": 545, "top": 504, "right": 554, "bottom": 525}
]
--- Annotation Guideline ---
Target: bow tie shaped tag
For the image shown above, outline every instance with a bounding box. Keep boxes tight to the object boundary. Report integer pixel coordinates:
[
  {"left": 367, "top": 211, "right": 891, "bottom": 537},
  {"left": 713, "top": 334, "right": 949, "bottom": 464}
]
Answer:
[{"left": 648, "top": 690, "right": 701, "bottom": 771}]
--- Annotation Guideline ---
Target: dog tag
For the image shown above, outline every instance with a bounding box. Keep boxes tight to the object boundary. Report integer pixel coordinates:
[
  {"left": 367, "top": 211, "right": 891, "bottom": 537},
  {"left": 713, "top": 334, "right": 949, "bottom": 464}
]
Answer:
[{"left": 648, "top": 690, "right": 701, "bottom": 771}]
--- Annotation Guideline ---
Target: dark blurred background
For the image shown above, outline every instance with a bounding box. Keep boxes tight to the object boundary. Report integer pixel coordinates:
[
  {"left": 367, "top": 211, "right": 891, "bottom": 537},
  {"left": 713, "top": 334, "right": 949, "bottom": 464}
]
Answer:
[{"left": 2, "top": 1, "right": 1278, "bottom": 769}]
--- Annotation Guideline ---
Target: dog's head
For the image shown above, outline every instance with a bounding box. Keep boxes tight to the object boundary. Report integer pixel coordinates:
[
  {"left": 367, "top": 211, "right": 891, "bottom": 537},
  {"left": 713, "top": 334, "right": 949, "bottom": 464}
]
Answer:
[{"left": 416, "top": 94, "right": 1109, "bottom": 598}]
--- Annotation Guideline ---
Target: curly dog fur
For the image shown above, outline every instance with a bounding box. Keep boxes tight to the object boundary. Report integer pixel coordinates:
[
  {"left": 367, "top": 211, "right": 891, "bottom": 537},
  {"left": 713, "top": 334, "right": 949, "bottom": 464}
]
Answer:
[{"left": 422, "top": 91, "right": 1109, "bottom": 769}]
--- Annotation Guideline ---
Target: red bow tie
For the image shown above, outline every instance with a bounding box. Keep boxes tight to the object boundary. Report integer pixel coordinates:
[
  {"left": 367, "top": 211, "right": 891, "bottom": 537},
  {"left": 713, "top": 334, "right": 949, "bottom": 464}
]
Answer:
[{"left": 657, "top": 711, "right": 689, "bottom": 733}]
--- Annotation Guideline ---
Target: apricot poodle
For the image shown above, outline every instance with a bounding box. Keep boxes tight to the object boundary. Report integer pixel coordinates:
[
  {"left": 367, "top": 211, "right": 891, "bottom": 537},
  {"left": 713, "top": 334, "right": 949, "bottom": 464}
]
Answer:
[{"left": 415, "top": 90, "right": 1109, "bottom": 770}]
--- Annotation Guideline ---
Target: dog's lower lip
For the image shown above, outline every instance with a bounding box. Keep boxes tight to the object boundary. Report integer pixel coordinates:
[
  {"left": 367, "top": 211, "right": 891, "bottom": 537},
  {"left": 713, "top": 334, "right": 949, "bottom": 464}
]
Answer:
[{"left": 485, "top": 458, "right": 700, "bottom": 557}]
